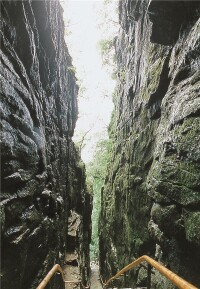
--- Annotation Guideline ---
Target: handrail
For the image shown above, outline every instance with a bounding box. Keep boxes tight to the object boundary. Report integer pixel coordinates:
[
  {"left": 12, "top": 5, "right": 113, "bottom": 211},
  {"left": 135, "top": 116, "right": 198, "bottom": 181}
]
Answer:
[
  {"left": 103, "top": 255, "right": 198, "bottom": 289},
  {"left": 36, "top": 264, "right": 90, "bottom": 289},
  {"left": 36, "top": 264, "right": 64, "bottom": 289}
]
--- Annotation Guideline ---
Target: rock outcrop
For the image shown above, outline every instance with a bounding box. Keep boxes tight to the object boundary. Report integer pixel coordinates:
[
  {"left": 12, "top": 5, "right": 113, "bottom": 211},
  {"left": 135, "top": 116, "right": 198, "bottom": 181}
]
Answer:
[
  {"left": 99, "top": 1, "right": 200, "bottom": 288},
  {"left": 0, "top": 1, "right": 92, "bottom": 288}
]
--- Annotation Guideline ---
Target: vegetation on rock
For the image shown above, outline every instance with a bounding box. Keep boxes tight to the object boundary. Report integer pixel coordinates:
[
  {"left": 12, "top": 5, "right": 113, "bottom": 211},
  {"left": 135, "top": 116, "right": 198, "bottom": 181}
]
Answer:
[{"left": 87, "top": 138, "right": 112, "bottom": 260}]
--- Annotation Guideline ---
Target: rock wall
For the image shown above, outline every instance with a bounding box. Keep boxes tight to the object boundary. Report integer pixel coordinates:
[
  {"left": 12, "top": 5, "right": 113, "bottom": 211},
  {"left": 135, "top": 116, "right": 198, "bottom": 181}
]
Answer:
[
  {"left": 0, "top": 1, "right": 91, "bottom": 288},
  {"left": 99, "top": 1, "right": 200, "bottom": 288}
]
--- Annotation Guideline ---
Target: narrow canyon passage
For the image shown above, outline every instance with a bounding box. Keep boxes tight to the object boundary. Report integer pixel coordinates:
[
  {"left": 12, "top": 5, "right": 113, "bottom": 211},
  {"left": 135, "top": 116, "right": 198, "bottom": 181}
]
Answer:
[{"left": 1, "top": 1, "right": 200, "bottom": 289}]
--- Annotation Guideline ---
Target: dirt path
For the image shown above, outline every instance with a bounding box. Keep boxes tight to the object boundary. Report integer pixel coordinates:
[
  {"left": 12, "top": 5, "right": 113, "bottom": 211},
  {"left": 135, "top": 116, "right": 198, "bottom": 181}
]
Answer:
[
  {"left": 63, "top": 259, "right": 103, "bottom": 289},
  {"left": 63, "top": 263, "right": 81, "bottom": 289},
  {"left": 90, "top": 263, "right": 103, "bottom": 289}
]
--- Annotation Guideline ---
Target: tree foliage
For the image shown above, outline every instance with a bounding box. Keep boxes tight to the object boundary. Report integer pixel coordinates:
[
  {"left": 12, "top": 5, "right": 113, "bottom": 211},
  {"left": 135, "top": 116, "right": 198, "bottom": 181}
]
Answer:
[
  {"left": 87, "top": 138, "right": 112, "bottom": 260},
  {"left": 97, "top": 38, "right": 114, "bottom": 67},
  {"left": 97, "top": 0, "right": 119, "bottom": 78}
]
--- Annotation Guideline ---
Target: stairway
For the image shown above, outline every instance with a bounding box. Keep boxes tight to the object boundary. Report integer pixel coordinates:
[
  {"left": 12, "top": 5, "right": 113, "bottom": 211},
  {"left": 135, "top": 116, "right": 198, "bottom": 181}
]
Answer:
[
  {"left": 90, "top": 263, "right": 103, "bottom": 289},
  {"left": 36, "top": 255, "right": 198, "bottom": 289}
]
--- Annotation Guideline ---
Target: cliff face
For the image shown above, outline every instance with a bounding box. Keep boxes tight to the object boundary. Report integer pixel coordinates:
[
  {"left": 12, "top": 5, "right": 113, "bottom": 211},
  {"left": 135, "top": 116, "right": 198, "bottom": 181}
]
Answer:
[
  {"left": 0, "top": 1, "right": 91, "bottom": 288},
  {"left": 99, "top": 0, "right": 200, "bottom": 288}
]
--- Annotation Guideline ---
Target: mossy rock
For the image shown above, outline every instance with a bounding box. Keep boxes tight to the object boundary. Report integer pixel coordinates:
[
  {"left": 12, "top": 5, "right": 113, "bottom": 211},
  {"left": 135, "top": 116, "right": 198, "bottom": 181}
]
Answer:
[{"left": 184, "top": 211, "right": 200, "bottom": 245}]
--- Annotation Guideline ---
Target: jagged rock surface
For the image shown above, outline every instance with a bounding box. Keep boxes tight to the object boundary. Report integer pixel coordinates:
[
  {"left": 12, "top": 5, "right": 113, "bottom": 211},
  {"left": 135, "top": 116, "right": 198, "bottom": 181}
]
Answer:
[
  {"left": 99, "top": 1, "right": 200, "bottom": 288},
  {"left": 0, "top": 1, "right": 92, "bottom": 288}
]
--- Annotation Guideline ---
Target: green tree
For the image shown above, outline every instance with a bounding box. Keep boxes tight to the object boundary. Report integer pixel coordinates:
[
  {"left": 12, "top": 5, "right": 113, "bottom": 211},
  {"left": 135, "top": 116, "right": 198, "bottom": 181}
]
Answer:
[
  {"left": 96, "top": 0, "right": 119, "bottom": 77},
  {"left": 87, "top": 138, "right": 112, "bottom": 260},
  {"left": 97, "top": 38, "right": 114, "bottom": 67}
]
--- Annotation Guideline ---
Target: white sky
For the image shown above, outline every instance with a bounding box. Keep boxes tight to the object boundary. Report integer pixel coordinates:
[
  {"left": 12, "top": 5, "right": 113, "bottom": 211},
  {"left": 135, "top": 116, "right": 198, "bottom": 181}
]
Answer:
[{"left": 60, "top": 0, "right": 118, "bottom": 163}]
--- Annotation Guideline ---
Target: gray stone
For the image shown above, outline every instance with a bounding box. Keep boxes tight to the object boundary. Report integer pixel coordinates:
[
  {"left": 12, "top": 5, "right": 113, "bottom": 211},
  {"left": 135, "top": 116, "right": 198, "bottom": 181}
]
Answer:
[
  {"left": 0, "top": 1, "right": 92, "bottom": 288},
  {"left": 99, "top": 1, "right": 200, "bottom": 288}
]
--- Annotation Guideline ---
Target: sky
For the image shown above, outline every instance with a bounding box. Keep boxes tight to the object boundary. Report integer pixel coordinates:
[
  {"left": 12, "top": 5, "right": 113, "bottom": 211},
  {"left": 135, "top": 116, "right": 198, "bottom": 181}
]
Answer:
[{"left": 60, "top": 0, "right": 118, "bottom": 163}]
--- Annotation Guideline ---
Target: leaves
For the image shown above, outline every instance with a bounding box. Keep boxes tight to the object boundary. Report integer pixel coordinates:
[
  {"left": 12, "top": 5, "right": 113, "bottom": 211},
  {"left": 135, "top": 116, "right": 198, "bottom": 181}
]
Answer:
[{"left": 87, "top": 138, "right": 111, "bottom": 260}]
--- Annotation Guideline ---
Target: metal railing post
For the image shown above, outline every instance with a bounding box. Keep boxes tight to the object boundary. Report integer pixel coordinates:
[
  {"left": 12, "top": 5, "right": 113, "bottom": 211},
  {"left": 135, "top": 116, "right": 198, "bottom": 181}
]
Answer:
[{"left": 147, "top": 264, "right": 151, "bottom": 289}]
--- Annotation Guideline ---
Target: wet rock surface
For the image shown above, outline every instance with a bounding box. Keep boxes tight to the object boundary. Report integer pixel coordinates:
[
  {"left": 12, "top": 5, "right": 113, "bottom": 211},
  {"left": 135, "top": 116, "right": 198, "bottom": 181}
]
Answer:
[
  {"left": 99, "top": 0, "right": 200, "bottom": 288},
  {"left": 0, "top": 1, "right": 92, "bottom": 288}
]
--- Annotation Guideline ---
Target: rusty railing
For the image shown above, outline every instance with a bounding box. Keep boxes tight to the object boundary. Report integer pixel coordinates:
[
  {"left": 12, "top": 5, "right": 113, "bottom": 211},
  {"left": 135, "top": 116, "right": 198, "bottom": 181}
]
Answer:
[{"left": 103, "top": 255, "right": 198, "bottom": 289}]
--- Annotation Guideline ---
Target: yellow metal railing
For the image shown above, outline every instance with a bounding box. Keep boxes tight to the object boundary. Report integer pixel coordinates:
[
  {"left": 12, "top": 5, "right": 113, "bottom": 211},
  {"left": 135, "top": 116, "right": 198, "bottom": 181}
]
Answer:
[
  {"left": 36, "top": 264, "right": 89, "bottom": 289},
  {"left": 103, "top": 255, "right": 198, "bottom": 289},
  {"left": 36, "top": 256, "right": 198, "bottom": 289}
]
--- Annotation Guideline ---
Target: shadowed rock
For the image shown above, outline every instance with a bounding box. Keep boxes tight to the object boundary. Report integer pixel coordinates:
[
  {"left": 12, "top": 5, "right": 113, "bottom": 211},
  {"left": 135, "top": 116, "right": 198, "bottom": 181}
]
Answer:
[{"left": 0, "top": 1, "right": 92, "bottom": 288}]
